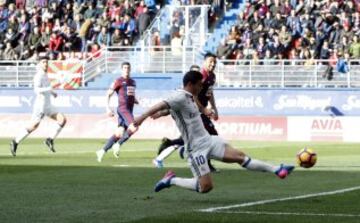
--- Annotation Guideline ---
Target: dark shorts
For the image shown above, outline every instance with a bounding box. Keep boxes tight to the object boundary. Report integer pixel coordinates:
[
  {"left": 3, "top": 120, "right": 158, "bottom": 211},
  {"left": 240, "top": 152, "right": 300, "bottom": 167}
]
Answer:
[
  {"left": 201, "top": 114, "right": 218, "bottom": 135},
  {"left": 117, "top": 108, "right": 134, "bottom": 129}
]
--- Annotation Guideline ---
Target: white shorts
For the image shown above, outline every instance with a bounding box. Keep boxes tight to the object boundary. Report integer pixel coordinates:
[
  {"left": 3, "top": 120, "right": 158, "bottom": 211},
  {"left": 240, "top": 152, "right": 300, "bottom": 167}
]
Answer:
[
  {"left": 187, "top": 135, "right": 227, "bottom": 177},
  {"left": 31, "top": 105, "right": 59, "bottom": 122}
]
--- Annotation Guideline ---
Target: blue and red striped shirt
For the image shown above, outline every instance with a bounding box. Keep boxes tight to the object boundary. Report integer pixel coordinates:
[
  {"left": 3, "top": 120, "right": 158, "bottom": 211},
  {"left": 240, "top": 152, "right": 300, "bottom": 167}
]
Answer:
[{"left": 112, "top": 77, "right": 136, "bottom": 113}]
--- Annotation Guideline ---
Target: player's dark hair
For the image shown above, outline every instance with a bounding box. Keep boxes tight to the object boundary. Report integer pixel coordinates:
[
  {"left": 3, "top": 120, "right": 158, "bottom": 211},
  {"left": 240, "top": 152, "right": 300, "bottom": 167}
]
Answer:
[
  {"left": 189, "top": 64, "right": 200, "bottom": 71},
  {"left": 122, "top": 61, "right": 131, "bottom": 67},
  {"left": 204, "top": 52, "right": 216, "bottom": 60},
  {"left": 183, "top": 71, "right": 202, "bottom": 86}
]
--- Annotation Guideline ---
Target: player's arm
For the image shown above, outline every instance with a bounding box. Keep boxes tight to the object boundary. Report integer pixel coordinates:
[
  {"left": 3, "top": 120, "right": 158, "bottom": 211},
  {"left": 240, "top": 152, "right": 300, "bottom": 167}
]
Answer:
[
  {"left": 151, "top": 108, "right": 170, "bottom": 119},
  {"left": 106, "top": 87, "right": 115, "bottom": 117},
  {"left": 208, "top": 89, "right": 219, "bottom": 120},
  {"left": 34, "top": 74, "right": 55, "bottom": 95},
  {"left": 134, "top": 101, "right": 169, "bottom": 126},
  {"left": 194, "top": 96, "right": 214, "bottom": 117},
  {"left": 134, "top": 97, "right": 139, "bottom": 104}
]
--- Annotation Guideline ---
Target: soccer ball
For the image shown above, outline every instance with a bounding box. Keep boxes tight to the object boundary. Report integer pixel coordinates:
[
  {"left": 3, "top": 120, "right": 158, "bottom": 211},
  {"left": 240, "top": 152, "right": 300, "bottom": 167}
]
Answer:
[{"left": 297, "top": 148, "right": 317, "bottom": 168}]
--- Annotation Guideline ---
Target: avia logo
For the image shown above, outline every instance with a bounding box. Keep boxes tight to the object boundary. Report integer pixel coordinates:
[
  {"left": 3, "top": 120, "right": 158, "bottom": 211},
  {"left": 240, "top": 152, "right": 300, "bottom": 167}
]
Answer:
[{"left": 311, "top": 119, "right": 343, "bottom": 131}]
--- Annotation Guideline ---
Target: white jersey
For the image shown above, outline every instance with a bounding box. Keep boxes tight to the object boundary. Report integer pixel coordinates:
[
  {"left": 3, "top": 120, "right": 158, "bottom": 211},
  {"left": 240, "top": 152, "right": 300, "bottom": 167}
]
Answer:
[
  {"left": 164, "top": 89, "right": 210, "bottom": 152},
  {"left": 33, "top": 68, "right": 53, "bottom": 112}
]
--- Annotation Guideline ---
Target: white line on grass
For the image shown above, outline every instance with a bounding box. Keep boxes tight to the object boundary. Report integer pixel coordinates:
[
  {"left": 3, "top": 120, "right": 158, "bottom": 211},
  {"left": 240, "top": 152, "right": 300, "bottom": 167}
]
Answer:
[
  {"left": 0, "top": 149, "right": 154, "bottom": 156},
  {"left": 199, "top": 186, "right": 360, "bottom": 213},
  {"left": 219, "top": 210, "right": 360, "bottom": 218},
  {"left": 112, "top": 164, "right": 131, "bottom": 167}
]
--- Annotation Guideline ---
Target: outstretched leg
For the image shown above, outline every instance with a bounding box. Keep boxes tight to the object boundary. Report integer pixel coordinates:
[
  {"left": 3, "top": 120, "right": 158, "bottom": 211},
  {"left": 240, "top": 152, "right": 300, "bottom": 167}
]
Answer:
[{"left": 222, "top": 144, "right": 294, "bottom": 179}]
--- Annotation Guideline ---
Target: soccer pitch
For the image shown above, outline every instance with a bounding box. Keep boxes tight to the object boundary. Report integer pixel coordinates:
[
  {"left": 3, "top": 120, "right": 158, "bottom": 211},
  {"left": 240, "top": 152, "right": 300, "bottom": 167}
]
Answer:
[{"left": 0, "top": 139, "right": 359, "bottom": 223}]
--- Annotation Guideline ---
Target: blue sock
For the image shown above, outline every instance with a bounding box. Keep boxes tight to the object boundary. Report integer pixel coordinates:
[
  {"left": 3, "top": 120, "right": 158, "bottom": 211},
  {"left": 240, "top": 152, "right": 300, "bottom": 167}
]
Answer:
[
  {"left": 118, "top": 130, "right": 132, "bottom": 145},
  {"left": 103, "top": 135, "right": 119, "bottom": 152}
]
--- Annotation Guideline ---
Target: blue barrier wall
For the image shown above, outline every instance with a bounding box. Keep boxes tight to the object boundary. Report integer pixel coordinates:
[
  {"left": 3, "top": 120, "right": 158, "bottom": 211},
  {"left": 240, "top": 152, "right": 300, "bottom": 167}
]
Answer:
[{"left": 1, "top": 89, "right": 360, "bottom": 116}]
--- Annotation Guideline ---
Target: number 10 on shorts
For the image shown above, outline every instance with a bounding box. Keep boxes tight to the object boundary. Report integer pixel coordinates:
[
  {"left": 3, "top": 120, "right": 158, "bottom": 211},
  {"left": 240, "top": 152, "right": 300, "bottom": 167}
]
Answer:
[{"left": 195, "top": 155, "right": 206, "bottom": 166}]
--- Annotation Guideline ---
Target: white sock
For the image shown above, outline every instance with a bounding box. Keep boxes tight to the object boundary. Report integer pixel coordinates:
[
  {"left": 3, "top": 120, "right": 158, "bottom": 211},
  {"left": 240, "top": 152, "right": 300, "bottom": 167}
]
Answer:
[
  {"left": 15, "top": 128, "right": 30, "bottom": 143},
  {"left": 156, "top": 146, "right": 176, "bottom": 161},
  {"left": 242, "top": 156, "right": 277, "bottom": 173},
  {"left": 49, "top": 123, "right": 63, "bottom": 139},
  {"left": 171, "top": 177, "right": 199, "bottom": 191}
]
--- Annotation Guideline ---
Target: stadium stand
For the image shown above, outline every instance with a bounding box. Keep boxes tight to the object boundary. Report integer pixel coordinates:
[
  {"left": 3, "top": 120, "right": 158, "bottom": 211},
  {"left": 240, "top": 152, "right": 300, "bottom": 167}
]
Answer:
[
  {"left": 0, "top": 0, "right": 159, "bottom": 61},
  {"left": 214, "top": 0, "right": 360, "bottom": 62},
  {"left": 1, "top": 0, "right": 360, "bottom": 89}
]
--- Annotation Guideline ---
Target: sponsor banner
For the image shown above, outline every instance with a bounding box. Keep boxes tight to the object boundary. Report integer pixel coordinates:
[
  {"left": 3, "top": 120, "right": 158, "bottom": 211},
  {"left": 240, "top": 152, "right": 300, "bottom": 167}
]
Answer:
[
  {"left": 0, "top": 115, "right": 287, "bottom": 141},
  {"left": 287, "top": 116, "right": 360, "bottom": 142},
  {"left": 47, "top": 61, "right": 83, "bottom": 89},
  {"left": 213, "top": 116, "right": 287, "bottom": 141},
  {"left": 1, "top": 89, "right": 360, "bottom": 116}
]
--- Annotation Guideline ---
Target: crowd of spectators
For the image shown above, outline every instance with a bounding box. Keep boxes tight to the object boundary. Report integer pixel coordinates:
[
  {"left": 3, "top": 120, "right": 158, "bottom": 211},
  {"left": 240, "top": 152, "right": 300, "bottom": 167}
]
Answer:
[
  {"left": 217, "top": 0, "right": 360, "bottom": 67},
  {"left": 0, "top": 0, "right": 227, "bottom": 61},
  {"left": 0, "top": 0, "right": 159, "bottom": 61}
]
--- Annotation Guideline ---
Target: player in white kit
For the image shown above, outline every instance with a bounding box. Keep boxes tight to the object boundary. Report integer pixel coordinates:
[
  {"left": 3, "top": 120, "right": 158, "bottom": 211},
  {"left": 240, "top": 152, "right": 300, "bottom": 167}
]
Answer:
[
  {"left": 133, "top": 71, "right": 294, "bottom": 193},
  {"left": 10, "top": 56, "right": 67, "bottom": 156}
]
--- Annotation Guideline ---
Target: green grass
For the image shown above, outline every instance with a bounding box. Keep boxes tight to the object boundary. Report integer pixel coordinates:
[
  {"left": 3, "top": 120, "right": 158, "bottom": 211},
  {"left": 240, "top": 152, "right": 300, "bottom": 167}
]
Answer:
[{"left": 0, "top": 139, "right": 360, "bottom": 223}]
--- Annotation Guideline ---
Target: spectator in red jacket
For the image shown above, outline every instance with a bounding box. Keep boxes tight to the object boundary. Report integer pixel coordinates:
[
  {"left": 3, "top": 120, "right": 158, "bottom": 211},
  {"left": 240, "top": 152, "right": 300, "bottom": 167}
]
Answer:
[{"left": 49, "top": 30, "right": 64, "bottom": 53}]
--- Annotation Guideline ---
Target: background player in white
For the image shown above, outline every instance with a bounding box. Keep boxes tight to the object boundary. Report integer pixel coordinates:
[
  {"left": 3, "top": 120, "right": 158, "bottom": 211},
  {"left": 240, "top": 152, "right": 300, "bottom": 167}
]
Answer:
[
  {"left": 133, "top": 70, "right": 294, "bottom": 193},
  {"left": 10, "top": 56, "right": 67, "bottom": 156}
]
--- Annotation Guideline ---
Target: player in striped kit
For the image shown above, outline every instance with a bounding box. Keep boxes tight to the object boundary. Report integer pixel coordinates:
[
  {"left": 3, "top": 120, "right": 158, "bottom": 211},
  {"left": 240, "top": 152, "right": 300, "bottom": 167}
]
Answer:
[
  {"left": 96, "top": 62, "right": 138, "bottom": 162},
  {"left": 10, "top": 56, "right": 67, "bottom": 156}
]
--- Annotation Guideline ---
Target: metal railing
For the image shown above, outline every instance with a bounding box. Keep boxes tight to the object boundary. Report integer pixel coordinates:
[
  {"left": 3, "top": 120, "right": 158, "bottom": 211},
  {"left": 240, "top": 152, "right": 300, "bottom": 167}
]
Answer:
[
  {"left": 83, "top": 46, "right": 202, "bottom": 83},
  {"left": 217, "top": 59, "right": 360, "bottom": 88},
  {"left": 0, "top": 60, "right": 37, "bottom": 87},
  {"left": 1, "top": 48, "right": 360, "bottom": 89},
  {"left": 140, "top": 5, "right": 209, "bottom": 47}
]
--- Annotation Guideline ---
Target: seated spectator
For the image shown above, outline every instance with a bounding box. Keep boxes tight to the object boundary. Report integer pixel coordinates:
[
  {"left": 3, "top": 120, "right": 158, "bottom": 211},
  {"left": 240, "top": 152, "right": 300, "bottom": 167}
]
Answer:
[
  {"left": 122, "top": 13, "right": 136, "bottom": 43},
  {"left": 320, "top": 41, "right": 331, "bottom": 60},
  {"left": 349, "top": 35, "right": 360, "bottom": 59},
  {"left": 4, "top": 28, "right": 17, "bottom": 47},
  {"left": 339, "top": 36, "right": 350, "bottom": 54},
  {"left": 40, "top": 26, "right": 51, "bottom": 52},
  {"left": 216, "top": 38, "right": 232, "bottom": 60},
  {"left": 228, "top": 25, "right": 241, "bottom": 44},
  {"left": 279, "top": 25, "right": 292, "bottom": 50},
  {"left": 242, "top": 37, "right": 254, "bottom": 59},
  {"left": 97, "top": 11, "right": 111, "bottom": 30},
  {"left": 111, "top": 14, "right": 123, "bottom": 30},
  {"left": 268, "top": 34, "right": 285, "bottom": 56},
  {"left": 18, "top": 14, "right": 30, "bottom": 42},
  {"left": 3, "top": 42, "right": 18, "bottom": 60},
  {"left": 63, "top": 27, "right": 80, "bottom": 52},
  {"left": 49, "top": 30, "right": 64, "bottom": 54},
  {"left": 84, "top": 2, "right": 96, "bottom": 20},
  {"left": 26, "top": 26, "right": 42, "bottom": 54},
  {"left": 97, "top": 26, "right": 111, "bottom": 48},
  {"left": 111, "top": 28, "right": 123, "bottom": 46},
  {"left": 134, "top": 0, "right": 146, "bottom": 19},
  {"left": 271, "top": 12, "right": 285, "bottom": 30},
  {"left": 263, "top": 11, "right": 272, "bottom": 30},
  {"left": 263, "top": 49, "right": 276, "bottom": 65},
  {"left": 90, "top": 43, "right": 101, "bottom": 58},
  {"left": 255, "top": 36, "right": 267, "bottom": 59}
]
